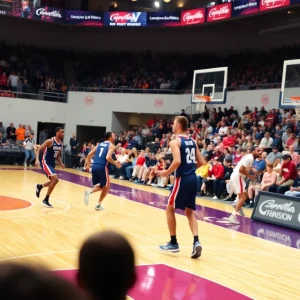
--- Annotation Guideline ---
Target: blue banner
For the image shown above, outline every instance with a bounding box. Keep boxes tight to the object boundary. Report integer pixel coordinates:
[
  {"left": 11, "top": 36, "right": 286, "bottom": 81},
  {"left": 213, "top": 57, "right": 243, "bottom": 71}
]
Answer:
[
  {"left": 104, "top": 12, "right": 147, "bottom": 27},
  {"left": 65, "top": 11, "right": 103, "bottom": 26},
  {"left": 147, "top": 12, "right": 181, "bottom": 27},
  {"left": 232, "top": 0, "right": 259, "bottom": 16}
]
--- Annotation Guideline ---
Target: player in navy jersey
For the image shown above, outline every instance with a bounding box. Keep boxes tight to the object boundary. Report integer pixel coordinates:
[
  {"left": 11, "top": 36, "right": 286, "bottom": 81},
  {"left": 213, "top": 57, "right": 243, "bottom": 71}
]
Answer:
[
  {"left": 35, "top": 127, "right": 65, "bottom": 208},
  {"left": 84, "top": 132, "right": 121, "bottom": 211},
  {"left": 157, "top": 116, "right": 205, "bottom": 259}
]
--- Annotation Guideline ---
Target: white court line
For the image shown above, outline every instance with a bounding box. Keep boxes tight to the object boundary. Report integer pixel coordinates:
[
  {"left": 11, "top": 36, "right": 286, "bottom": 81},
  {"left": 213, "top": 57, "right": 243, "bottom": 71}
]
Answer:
[
  {"left": 0, "top": 249, "right": 79, "bottom": 262},
  {"left": 0, "top": 200, "right": 70, "bottom": 219}
]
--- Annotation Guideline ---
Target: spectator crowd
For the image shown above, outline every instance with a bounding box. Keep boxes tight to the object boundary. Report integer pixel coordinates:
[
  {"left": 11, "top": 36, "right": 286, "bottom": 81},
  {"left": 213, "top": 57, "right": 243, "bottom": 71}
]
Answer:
[{"left": 2, "top": 43, "right": 300, "bottom": 95}]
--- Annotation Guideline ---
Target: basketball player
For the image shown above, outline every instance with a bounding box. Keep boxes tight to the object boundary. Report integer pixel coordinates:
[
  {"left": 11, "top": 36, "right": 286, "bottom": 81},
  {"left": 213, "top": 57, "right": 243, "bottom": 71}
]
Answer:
[
  {"left": 228, "top": 146, "right": 262, "bottom": 224},
  {"left": 35, "top": 127, "right": 65, "bottom": 208},
  {"left": 84, "top": 132, "right": 121, "bottom": 211},
  {"left": 157, "top": 116, "right": 205, "bottom": 259}
]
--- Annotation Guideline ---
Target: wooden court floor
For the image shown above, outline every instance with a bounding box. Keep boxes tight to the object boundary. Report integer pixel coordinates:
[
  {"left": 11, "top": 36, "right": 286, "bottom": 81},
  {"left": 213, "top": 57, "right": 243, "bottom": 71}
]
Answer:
[{"left": 0, "top": 166, "right": 300, "bottom": 300}]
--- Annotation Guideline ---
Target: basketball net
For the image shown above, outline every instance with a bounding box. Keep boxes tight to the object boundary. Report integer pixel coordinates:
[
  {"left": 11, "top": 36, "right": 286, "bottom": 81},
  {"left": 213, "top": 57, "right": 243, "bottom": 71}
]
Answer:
[
  {"left": 290, "top": 97, "right": 300, "bottom": 120},
  {"left": 193, "top": 95, "right": 211, "bottom": 113}
]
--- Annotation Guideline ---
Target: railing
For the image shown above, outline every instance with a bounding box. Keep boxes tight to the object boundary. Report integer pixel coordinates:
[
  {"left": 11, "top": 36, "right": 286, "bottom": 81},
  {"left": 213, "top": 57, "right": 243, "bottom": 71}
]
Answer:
[
  {"left": 0, "top": 82, "right": 282, "bottom": 102},
  {"left": 72, "top": 83, "right": 281, "bottom": 94},
  {"left": 70, "top": 86, "right": 190, "bottom": 94},
  {"left": 0, "top": 89, "right": 67, "bottom": 103}
]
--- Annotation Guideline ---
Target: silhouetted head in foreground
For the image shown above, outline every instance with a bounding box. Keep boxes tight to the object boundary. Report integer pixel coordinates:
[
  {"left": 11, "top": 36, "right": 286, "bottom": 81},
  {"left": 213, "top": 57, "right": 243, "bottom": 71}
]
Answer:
[
  {"left": 77, "top": 230, "right": 136, "bottom": 300},
  {"left": 0, "top": 263, "right": 84, "bottom": 300}
]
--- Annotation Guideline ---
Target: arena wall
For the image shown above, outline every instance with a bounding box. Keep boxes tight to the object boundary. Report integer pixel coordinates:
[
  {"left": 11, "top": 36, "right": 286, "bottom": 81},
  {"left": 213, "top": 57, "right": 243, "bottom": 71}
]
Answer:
[{"left": 0, "top": 89, "right": 281, "bottom": 141}]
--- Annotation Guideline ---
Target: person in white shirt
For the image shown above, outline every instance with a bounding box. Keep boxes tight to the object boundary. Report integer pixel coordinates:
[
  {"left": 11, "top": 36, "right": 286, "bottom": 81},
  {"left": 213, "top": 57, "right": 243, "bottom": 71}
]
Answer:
[
  {"left": 23, "top": 131, "right": 36, "bottom": 167},
  {"left": 228, "top": 146, "right": 262, "bottom": 224},
  {"left": 218, "top": 121, "right": 228, "bottom": 137},
  {"left": 7, "top": 71, "right": 19, "bottom": 92},
  {"left": 259, "top": 132, "right": 273, "bottom": 150}
]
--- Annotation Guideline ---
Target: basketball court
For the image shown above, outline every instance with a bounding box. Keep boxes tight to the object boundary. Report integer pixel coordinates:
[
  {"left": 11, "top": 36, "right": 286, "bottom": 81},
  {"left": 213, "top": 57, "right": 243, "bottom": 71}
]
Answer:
[
  {"left": 0, "top": 166, "right": 299, "bottom": 299},
  {"left": 1, "top": 60, "right": 300, "bottom": 299}
]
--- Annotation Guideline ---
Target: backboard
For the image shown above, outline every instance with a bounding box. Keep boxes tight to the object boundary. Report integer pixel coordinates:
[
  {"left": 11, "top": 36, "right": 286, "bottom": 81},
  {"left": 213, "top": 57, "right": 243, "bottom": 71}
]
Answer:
[
  {"left": 191, "top": 67, "right": 228, "bottom": 104},
  {"left": 279, "top": 59, "right": 300, "bottom": 109}
]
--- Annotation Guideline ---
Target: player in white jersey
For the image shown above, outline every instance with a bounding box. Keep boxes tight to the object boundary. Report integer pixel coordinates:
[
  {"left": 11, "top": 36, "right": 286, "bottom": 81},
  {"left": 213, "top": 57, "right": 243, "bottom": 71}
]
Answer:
[{"left": 228, "top": 146, "right": 262, "bottom": 224}]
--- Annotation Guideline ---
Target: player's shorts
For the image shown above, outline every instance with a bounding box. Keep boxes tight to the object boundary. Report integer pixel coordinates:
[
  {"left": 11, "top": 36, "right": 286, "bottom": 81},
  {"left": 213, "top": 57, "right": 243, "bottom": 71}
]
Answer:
[
  {"left": 168, "top": 173, "right": 197, "bottom": 211},
  {"left": 41, "top": 161, "right": 56, "bottom": 178},
  {"left": 92, "top": 164, "right": 109, "bottom": 188},
  {"left": 230, "top": 174, "right": 246, "bottom": 194}
]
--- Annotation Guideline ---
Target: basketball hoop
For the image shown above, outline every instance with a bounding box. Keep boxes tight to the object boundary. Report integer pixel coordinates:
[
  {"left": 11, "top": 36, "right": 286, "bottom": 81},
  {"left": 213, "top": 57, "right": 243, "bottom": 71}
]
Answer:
[
  {"left": 290, "top": 96, "right": 300, "bottom": 120},
  {"left": 193, "top": 95, "right": 211, "bottom": 113}
]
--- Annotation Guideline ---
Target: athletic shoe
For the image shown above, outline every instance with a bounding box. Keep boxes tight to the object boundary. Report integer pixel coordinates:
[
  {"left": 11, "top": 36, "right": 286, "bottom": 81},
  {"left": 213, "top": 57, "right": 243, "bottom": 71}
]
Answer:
[
  {"left": 223, "top": 196, "right": 233, "bottom": 201},
  {"left": 36, "top": 184, "right": 43, "bottom": 198},
  {"left": 159, "top": 242, "right": 180, "bottom": 253},
  {"left": 228, "top": 214, "right": 240, "bottom": 224},
  {"left": 24, "top": 163, "right": 27, "bottom": 167},
  {"left": 95, "top": 203, "right": 104, "bottom": 211},
  {"left": 84, "top": 190, "right": 91, "bottom": 206},
  {"left": 245, "top": 201, "right": 254, "bottom": 208},
  {"left": 42, "top": 199, "right": 53, "bottom": 208},
  {"left": 232, "top": 202, "right": 245, "bottom": 216},
  {"left": 212, "top": 196, "right": 218, "bottom": 200},
  {"left": 191, "top": 241, "right": 202, "bottom": 259}
]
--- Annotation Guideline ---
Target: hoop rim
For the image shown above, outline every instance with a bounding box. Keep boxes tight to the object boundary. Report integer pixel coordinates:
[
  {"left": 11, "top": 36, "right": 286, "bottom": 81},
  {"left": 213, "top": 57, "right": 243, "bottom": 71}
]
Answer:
[
  {"left": 193, "top": 95, "right": 211, "bottom": 102},
  {"left": 290, "top": 96, "right": 300, "bottom": 101}
]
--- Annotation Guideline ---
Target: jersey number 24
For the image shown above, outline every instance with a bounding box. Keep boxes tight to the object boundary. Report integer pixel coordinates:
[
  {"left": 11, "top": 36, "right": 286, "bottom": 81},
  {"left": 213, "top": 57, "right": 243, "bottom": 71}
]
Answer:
[{"left": 186, "top": 148, "right": 196, "bottom": 164}]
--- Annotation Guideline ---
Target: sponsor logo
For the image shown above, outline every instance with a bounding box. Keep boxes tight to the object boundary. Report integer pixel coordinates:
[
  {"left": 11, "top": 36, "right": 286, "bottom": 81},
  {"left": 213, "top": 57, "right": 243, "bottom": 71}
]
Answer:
[
  {"left": 0, "top": 10, "right": 7, "bottom": 15},
  {"left": 154, "top": 98, "right": 164, "bottom": 108},
  {"left": 256, "top": 228, "right": 292, "bottom": 246},
  {"left": 110, "top": 12, "right": 141, "bottom": 23},
  {"left": 0, "top": 91, "right": 16, "bottom": 98},
  {"left": 84, "top": 95, "right": 94, "bottom": 106},
  {"left": 36, "top": 8, "right": 62, "bottom": 18},
  {"left": 262, "top": 0, "right": 286, "bottom": 7},
  {"left": 70, "top": 14, "right": 101, "bottom": 20},
  {"left": 261, "top": 94, "right": 269, "bottom": 106},
  {"left": 182, "top": 10, "right": 204, "bottom": 25},
  {"left": 209, "top": 5, "right": 230, "bottom": 19},
  {"left": 259, "top": 199, "right": 295, "bottom": 222},
  {"left": 149, "top": 15, "right": 179, "bottom": 21},
  {"left": 260, "top": 0, "right": 289, "bottom": 10}
]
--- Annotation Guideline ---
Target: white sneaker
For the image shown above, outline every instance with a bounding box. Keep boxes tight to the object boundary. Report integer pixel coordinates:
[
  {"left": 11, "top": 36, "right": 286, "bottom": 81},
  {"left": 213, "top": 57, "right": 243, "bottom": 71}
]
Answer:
[
  {"left": 228, "top": 214, "right": 240, "bottom": 224},
  {"left": 84, "top": 190, "right": 91, "bottom": 206},
  {"left": 232, "top": 203, "right": 245, "bottom": 216},
  {"left": 212, "top": 196, "right": 218, "bottom": 200},
  {"left": 24, "top": 163, "right": 27, "bottom": 167}
]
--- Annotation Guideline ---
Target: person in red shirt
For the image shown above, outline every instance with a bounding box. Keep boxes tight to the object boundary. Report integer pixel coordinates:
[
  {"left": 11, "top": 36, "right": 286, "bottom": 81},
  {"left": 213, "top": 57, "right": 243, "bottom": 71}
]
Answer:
[
  {"left": 147, "top": 117, "right": 156, "bottom": 128},
  {"left": 203, "top": 158, "right": 225, "bottom": 197},
  {"left": 129, "top": 151, "right": 146, "bottom": 181},
  {"left": 286, "top": 133, "right": 296, "bottom": 150},
  {"left": 269, "top": 154, "right": 297, "bottom": 194},
  {"left": 0, "top": 72, "right": 8, "bottom": 90},
  {"left": 222, "top": 132, "right": 235, "bottom": 148}
]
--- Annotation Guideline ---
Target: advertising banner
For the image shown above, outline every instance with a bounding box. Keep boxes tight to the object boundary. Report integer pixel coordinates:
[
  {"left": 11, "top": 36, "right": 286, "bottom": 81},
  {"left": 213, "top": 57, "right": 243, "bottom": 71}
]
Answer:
[
  {"left": 259, "top": 0, "right": 290, "bottom": 11},
  {"left": 231, "top": 0, "right": 259, "bottom": 17},
  {"left": 251, "top": 192, "right": 300, "bottom": 231},
  {"left": 181, "top": 9, "right": 205, "bottom": 26},
  {"left": 65, "top": 10, "right": 103, "bottom": 26},
  {"left": 33, "top": 6, "right": 65, "bottom": 24},
  {"left": 147, "top": 12, "right": 180, "bottom": 26},
  {"left": 207, "top": 3, "right": 232, "bottom": 22},
  {"left": 0, "top": 0, "right": 12, "bottom": 15},
  {"left": 104, "top": 12, "right": 147, "bottom": 27}
]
